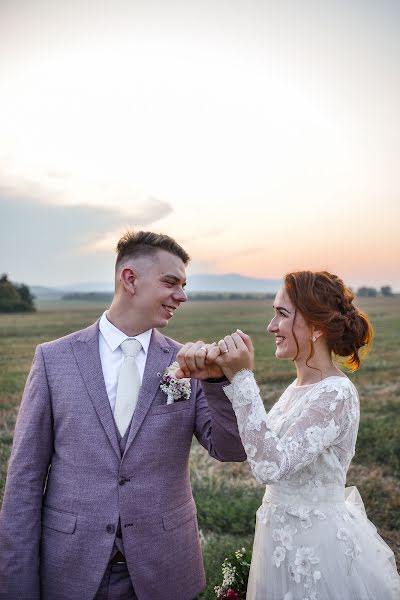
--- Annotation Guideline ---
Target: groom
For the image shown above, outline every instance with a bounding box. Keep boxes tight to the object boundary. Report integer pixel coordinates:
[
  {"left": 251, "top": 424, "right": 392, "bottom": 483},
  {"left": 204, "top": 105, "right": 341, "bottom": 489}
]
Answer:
[{"left": 0, "top": 231, "right": 246, "bottom": 600}]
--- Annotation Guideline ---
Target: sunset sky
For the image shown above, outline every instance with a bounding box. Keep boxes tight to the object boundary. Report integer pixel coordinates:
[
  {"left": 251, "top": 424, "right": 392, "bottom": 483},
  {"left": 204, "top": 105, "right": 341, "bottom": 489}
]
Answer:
[{"left": 1, "top": 0, "right": 399, "bottom": 290}]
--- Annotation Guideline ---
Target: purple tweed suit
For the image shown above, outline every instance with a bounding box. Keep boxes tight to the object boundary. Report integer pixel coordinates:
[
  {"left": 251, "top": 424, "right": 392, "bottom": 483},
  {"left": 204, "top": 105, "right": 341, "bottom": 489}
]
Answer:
[{"left": 0, "top": 321, "right": 246, "bottom": 600}]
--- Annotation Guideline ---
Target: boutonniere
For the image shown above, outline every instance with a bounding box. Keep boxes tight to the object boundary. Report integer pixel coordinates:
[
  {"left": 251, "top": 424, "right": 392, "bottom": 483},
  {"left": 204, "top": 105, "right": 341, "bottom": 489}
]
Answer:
[{"left": 159, "top": 361, "right": 191, "bottom": 404}]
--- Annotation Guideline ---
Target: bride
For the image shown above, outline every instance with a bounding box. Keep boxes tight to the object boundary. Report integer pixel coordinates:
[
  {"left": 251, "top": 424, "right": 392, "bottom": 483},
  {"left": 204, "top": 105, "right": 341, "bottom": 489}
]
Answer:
[{"left": 178, "top": 270, "right": 400, "bottom": 600}]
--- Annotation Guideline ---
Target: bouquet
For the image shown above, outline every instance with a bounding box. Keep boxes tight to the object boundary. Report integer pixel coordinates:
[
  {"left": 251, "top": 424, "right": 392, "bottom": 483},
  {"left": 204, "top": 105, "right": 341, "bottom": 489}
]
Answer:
[{"left": 214, "top": 547, "right": 252, "bottom": 599}]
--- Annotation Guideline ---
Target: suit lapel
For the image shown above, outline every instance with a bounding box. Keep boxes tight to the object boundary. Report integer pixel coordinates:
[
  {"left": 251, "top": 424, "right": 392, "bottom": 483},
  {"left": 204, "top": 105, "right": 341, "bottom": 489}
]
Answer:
[
  {"left": 122, "top": 329, "right": 174, "bottom": 459},
  {"left": 72, "top": 321, "right": 121, "bottom": 460}
]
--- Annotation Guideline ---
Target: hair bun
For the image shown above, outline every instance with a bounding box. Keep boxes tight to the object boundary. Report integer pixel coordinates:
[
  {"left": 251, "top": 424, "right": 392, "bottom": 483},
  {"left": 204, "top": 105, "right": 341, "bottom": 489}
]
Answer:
[{"left": 284, "top": 270, "right": 373, "bottom": 371}]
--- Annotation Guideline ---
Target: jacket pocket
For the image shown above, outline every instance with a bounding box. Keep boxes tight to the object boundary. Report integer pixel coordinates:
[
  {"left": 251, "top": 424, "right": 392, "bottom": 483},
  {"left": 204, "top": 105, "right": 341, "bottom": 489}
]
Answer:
[
  {"left": 162, "top": 498, "right": 197, "bottom": 531},
  {"left": 42, "top": 506, "right": 77, "bottom": 534},
  {"left": 150, "top": 401, "right": 191, "bottom": 415}
]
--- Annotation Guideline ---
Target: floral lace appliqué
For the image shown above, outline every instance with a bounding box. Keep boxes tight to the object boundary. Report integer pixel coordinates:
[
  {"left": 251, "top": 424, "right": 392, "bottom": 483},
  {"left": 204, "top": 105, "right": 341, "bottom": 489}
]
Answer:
[
  {"left": 287, "top": 546, "right": 321, "bottom": 600},
  {"left": 336, "top": 527, "right": 362, "bottom": 574}
]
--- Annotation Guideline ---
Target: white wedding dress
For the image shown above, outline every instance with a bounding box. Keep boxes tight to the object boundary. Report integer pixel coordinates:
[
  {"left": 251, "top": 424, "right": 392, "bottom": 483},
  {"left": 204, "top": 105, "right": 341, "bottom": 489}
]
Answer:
[{"left": 224, "top": 372, "right": 400, "bottom": 600}]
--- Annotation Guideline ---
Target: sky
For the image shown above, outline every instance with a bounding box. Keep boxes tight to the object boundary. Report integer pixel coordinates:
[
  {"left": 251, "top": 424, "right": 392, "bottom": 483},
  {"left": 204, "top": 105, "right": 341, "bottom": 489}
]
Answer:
[{"left": 1, "top": 0, "right": 399, "bottom": 290}]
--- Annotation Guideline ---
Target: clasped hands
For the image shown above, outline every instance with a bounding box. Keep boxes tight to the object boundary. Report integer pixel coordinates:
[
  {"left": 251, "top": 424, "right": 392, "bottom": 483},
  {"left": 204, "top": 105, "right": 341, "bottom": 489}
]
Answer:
[{"left": 175, "top": 329, "right": 254, "bottom": 381}]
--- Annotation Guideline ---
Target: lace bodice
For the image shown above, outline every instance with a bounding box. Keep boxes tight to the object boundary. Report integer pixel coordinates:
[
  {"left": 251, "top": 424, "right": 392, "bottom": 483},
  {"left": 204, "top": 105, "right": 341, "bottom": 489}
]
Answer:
[{"left": 224, "top": 371, "right": 359, "bottom": 492}]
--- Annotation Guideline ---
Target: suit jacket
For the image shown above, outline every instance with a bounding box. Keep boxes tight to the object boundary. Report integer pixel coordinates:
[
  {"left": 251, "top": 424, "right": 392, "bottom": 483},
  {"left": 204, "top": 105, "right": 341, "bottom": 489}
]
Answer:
[{"left": 0, "top": 321, "right": 246, "bottom": 600}]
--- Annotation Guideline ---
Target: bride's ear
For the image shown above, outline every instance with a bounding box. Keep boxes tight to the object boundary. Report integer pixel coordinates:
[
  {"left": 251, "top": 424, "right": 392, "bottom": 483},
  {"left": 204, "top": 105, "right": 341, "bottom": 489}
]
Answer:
[{"left": 311, "top": 326, "right": 324, "bottom": 343}]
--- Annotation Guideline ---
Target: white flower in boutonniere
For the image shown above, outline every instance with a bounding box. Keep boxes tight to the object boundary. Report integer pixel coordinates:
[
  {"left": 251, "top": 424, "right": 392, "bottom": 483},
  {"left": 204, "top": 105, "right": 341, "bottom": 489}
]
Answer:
[{"left": 159, "top": 361, "right": 191, "bottom": 404}]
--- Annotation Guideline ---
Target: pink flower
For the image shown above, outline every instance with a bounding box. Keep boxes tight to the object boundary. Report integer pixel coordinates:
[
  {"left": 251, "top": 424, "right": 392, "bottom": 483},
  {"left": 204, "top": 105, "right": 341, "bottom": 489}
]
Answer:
[{"left": 226, "top": 589, "right": 240, "bottom": 600}]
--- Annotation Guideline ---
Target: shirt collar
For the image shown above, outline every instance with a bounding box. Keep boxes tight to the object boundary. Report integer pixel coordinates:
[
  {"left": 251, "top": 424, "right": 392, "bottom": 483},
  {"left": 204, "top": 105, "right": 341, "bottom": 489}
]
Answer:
[{"left": 99, "top": 311, "right": 152, "bottom": 354}]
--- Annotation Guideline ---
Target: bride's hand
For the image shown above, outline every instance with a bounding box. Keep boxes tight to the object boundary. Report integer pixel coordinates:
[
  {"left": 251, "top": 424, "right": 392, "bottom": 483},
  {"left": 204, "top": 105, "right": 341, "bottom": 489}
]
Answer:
[
  {"left": 175, "top": 341, "right": 224, "bottom": 380},
  {"left": 215, "top": 329, "right": 254, "bottom": 381}
]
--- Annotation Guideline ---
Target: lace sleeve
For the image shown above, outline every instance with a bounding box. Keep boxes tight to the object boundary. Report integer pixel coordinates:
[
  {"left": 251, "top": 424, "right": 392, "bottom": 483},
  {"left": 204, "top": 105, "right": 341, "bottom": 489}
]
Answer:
[{"left": 224, "top": 370, "right": 358, "bottom": 484}]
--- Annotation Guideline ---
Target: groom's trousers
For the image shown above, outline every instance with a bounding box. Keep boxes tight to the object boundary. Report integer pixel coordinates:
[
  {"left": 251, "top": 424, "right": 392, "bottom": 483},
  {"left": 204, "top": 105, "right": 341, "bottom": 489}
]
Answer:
[{"left": 94, "top": 560, "right": 137, "bottom": 600}]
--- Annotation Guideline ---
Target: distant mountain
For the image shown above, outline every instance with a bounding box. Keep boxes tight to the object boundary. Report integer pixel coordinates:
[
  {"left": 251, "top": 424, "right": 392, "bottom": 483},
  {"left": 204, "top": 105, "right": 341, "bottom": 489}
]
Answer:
[
  {"left": 57, "top": 282, "right": 115, "bottom": 293},
  {"left": 30, "top": 283, "right": 114, "bottom": 298},
  {"left": 31, "top": 273, "right": 281, "bottom": 298},
  {"left": 187, "top": 274, "right": 281, "bottom": 293},
  {"left": 30, "top": 285, "right": 64, "bottom": 299}
]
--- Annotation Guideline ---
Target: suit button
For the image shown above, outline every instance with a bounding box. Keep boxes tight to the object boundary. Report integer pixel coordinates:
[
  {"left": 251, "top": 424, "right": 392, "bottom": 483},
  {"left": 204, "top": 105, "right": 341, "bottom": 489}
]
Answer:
[
  {"left": 106, "top": 524, "right": 115, "bottom": 534},
  {"left": 118, "top": 476, "right": 129, "bottom": 485}
]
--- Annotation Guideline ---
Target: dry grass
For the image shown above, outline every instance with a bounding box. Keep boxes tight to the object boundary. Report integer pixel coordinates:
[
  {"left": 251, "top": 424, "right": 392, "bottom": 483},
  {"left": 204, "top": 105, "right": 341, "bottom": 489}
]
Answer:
[{"left": 0, "top": 297, "right": 399, "bottom": 597}]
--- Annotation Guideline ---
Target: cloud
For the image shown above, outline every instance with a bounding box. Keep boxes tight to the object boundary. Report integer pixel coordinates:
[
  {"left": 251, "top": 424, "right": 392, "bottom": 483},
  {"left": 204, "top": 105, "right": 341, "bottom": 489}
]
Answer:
[
  {"left": 0, "top": 193, "right": 173, "bottom": 285},
  {"left": 46, "top": 169, "right": 71, "bottom": 180},
  {"left": 179, "top": 228, "right": 225, "bottom": 245}
]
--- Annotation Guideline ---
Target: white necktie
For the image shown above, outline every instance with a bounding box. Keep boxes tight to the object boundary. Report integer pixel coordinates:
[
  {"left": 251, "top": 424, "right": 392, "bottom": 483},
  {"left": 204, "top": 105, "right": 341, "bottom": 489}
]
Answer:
[{"left": 114, "top": 338, "right": 142, "bottom": 437}]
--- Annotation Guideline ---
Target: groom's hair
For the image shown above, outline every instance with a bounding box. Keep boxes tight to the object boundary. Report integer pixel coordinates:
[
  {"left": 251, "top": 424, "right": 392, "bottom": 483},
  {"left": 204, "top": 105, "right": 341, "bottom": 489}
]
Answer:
[{"left": 115, "top": 230, "right": 190, "bottom": 269}]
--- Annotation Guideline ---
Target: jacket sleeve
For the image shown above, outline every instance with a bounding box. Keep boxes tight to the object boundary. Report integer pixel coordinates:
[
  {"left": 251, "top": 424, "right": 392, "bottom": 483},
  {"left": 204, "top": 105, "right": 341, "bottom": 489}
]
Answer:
[
  {"left": 192, "top": 378, "right": 246, "bottom": 462},
  {"left": 0, "top": 345, "right": 54, "bottom": 600}
]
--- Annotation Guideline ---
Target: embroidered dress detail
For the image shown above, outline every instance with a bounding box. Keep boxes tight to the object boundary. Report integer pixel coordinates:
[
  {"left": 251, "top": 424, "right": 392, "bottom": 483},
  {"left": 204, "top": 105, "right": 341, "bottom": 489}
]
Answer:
[{"left": 224, "top": 371, "right": 400, "bottom": 600}]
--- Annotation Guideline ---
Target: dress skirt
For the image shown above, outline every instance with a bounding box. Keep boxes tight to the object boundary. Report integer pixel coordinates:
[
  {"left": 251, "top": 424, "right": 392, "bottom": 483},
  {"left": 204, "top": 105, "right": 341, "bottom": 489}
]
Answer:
[{"left": 247, "top": 485, "right": 400, "bottom": 600}]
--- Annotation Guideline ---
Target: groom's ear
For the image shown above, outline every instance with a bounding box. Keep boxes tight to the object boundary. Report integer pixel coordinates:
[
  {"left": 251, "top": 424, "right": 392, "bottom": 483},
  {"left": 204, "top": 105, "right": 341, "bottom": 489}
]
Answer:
[{"left": 120, "top": 267, "right": 138, "bottom": 296}]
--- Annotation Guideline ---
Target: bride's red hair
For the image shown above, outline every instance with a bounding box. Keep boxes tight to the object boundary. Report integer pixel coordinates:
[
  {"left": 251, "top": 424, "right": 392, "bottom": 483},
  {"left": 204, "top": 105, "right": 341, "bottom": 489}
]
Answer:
[{"left": 284, "top": 271, "right": 373, "bottom": 371}]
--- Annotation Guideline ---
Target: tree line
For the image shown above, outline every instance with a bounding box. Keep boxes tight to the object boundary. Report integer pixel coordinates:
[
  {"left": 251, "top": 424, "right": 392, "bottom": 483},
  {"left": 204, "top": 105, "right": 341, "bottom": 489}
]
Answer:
[
  {"left": 0, "top": 274, "right": 36, "bottom": 313},
  {"left": 0, "top": 275, "right": 396, "bottom": 313},
  {"left": 60, "top": 287, "right": 396, "bottom": 301},
  {"left": 357, "top": 286, "right": 394, "bottom": 297}
]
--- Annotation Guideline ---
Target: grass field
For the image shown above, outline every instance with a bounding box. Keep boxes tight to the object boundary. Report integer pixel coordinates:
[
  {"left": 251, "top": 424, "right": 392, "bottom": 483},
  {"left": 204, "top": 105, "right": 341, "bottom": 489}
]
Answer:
[{"left": 1, "top": 296, "right": 399, "bottom": 598}]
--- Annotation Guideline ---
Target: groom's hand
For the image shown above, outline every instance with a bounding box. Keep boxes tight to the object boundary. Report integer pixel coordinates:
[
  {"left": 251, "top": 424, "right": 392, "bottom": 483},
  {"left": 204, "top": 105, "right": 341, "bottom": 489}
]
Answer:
[{"left": 175, "top": 341, "right": 224, "bottom": 380}]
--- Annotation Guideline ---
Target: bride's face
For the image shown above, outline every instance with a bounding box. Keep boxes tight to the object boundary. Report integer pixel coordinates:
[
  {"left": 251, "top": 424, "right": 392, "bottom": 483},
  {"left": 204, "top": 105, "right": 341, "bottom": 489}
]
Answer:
[{"left": 267, "top": 288, "right": 312, "bottom": 361}]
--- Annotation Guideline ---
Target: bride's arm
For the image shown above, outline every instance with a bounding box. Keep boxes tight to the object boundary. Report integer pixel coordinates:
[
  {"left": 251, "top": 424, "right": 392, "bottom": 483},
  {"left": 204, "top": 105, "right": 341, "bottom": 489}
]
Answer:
[{"left": 224, "top": 370, "right": 358, "bottom": 484}]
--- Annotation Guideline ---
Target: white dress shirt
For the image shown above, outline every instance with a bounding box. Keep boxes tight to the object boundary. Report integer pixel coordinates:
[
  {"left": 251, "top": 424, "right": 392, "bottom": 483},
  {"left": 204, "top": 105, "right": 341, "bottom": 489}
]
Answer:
[{"left": 99, "top": 311, "right": 152, "bottom": 414}]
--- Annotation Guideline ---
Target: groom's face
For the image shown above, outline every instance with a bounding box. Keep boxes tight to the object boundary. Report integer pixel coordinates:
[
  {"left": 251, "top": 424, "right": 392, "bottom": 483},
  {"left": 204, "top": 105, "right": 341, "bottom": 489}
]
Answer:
[{"left": 132, "top": 249, "right": 187, "bottom": 330}]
